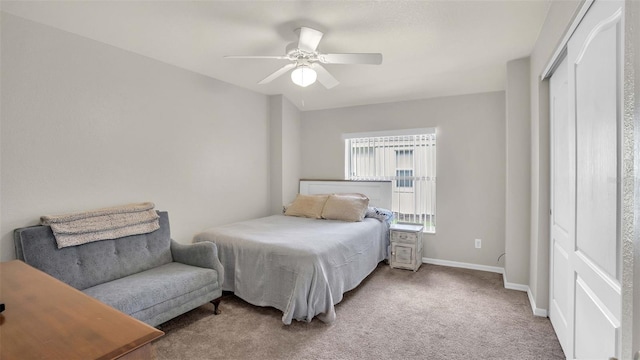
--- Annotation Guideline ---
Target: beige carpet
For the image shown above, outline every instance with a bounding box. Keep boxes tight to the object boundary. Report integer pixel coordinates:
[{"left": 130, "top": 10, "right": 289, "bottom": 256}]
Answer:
[{"left": 155, "top": 263, "right": 564, "bottom": 360}]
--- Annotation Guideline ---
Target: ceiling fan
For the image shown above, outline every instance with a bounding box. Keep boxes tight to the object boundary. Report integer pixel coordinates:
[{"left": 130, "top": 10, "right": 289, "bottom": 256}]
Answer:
[{"left": 225, "top": 27, "right": 383, "bottom": 89}]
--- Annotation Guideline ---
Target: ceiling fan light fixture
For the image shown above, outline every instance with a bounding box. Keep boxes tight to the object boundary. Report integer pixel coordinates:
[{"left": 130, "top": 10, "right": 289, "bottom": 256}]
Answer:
[
  {"left": 226, "top": 26, "right": 382, "bottom": 89},
  {"left": 290, "top": 65, "right": 317, "bottom": 87}
]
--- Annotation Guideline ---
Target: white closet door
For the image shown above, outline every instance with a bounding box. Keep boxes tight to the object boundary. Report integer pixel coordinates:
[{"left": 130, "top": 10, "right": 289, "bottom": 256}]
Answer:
[
  {"left": 550, "top": 1, "right": 624, "bottom": 358},
  {"left": 570, "top": 1, "right": 623, "bottom": 358},
  {"left": 549, "top": 54, "right": 573, "bottom": 357}
]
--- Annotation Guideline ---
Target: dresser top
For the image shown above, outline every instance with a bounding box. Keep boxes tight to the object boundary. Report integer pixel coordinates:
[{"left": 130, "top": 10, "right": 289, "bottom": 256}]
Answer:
[
  {"left": 390, "top": 223, "right": 424, "bottom": 232},
  {"left": 0, "top": 260, "right": 163, "bottom": 359}
]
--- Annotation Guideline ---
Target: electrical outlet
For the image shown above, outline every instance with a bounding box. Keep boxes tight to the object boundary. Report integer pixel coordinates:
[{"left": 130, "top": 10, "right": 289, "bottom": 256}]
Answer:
[{"left": 475, "top": 239, "right": 482, "bottom": 249}]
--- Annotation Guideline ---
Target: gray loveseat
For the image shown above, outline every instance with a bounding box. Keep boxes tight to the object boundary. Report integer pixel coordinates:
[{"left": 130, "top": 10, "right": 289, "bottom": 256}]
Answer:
[{"left": 14, "top": 211, "right": 223, "bottom": 327}]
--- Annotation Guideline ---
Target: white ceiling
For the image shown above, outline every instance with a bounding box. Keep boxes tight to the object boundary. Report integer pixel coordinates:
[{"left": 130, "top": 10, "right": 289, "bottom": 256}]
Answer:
[{"left": 0, "top": 0, "right": 551, "bottom": 111}]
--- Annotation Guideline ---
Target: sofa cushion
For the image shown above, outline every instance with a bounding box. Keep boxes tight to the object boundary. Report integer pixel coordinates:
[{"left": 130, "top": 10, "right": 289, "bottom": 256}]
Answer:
[
  {"left": 83, "top": 262, "right": 219, "bottom": 316},
  {"left": 14, "top": 211, "right": 173, "bottom": 290},
  {"left": 131, "top": 283, "right": 221, "bottom": 326}
]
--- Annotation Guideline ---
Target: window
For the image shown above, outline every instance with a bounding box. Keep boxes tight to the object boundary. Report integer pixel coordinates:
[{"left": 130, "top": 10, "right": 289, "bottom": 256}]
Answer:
[
  {"left": 396, "top": 169, "right": 413, "bottom": 188},
  {"left": 344, "top": 129, "right": 436, "bottom": 232},
  {"left": 395, "top": 150, "right": 414, "bottom": 188}
]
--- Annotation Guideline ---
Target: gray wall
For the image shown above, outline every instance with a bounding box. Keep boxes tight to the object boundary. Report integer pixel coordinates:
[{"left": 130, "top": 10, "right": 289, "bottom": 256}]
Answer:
[
  {"left": 505, "top": 57, "right": 531, "bottom": 287},
  {"left": 269, "top": 95, "right": 301, "bottom": 214},
  {"left": 0, "top": 10, "right": 3, "bottom": 261},
  {"left": 301, "top": 92, "right": 506, "bottom": 268},
  {"left": 0, "top": 13, "right": 271, "bottom": 261},
  {"left": 528, "top": 0, "right": 582, "bottom": 311}
]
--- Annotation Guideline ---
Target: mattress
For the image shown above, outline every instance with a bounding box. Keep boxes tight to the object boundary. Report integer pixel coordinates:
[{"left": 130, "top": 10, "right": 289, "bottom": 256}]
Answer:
[{"left": 193, "top": 214, "right": 389, "bottom": 324}]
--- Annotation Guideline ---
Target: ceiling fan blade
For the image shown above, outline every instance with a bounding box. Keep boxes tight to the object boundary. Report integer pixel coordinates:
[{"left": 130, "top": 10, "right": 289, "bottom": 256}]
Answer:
[
  {"left": 258, "top": 63, "right": 296, "bottom": 84},
  {"left": 318, "top": 53, "right": 383, "bottom": 65},
  {"left": 225, "top": 55, "right": 289, "bottom": 60},
  {"left": 297, "top": 27, "right": 324, "bottom": 52},
  {"left": 310, "top": 63, "right": 339, "bottom": 89}
]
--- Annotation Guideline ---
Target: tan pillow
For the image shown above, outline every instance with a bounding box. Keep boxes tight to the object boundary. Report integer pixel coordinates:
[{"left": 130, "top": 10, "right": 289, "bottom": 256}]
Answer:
[
  {"left": 321, "top": 193, "right": 370, "bottom": 222},
  {"left": 284, "top": 194, "right": 329, "bottom": 219}
]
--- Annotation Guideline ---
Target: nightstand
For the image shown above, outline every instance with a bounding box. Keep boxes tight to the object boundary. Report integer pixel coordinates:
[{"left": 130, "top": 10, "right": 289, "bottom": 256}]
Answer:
[{"left": 389, "top": 223, "right": 424, "bottom": 271}]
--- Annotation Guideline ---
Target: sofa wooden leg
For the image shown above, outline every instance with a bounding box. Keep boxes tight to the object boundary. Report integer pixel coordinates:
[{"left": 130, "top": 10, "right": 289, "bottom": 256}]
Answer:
[{"left": 211, "top": 298, "right": 221, "bottom": 315}]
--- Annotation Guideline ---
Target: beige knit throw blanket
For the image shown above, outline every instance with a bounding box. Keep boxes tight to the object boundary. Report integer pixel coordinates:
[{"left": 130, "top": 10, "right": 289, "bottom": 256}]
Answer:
[{"left": 41, "top": 202, "right": 160, "bottom": 249}]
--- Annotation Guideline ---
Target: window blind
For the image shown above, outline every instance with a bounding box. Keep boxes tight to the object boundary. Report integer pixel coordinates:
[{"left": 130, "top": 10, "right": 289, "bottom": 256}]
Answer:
[{"left": 345, "top": 131, "right": 436, "bottom": 232}]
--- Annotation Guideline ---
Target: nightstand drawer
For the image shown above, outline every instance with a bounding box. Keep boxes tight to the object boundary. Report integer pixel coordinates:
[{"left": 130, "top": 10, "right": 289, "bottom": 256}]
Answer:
[
  {"left": 391, "top": 243, "right": 415, "bottom": 265},
  {"left": 391, "top": 231, "right": 418, "bottom": 244}
]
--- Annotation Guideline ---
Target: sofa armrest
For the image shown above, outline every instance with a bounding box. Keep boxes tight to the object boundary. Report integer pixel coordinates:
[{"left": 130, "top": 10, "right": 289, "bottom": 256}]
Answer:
[{"left": 170, "top": 240, "right": 224, "bottom": 285}]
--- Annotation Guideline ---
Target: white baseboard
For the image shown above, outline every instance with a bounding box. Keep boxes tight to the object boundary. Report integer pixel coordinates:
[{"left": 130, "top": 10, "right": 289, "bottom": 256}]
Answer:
[
  {"left": 527, "top": 288, "right": 548, "bottom": 317},
  {"left": 502, "top": 273, "right": 529, "bottom": 292},
  {"left": 422, "top": 257, "right": 548, "bottom": 317},
  {"left": 422, "top": 257, "right": 503, "bottom": 274}
]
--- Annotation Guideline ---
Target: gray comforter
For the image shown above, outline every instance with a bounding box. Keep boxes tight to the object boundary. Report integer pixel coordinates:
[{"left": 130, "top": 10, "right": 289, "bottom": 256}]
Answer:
[{"left": 193, "top": 214, "right": 389, "bottom": 324}]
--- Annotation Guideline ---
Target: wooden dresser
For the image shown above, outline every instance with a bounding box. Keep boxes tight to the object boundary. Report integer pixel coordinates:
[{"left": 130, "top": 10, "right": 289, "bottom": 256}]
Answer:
[{"left": 0, "top": 260, "right": 164, "bottom": 360}]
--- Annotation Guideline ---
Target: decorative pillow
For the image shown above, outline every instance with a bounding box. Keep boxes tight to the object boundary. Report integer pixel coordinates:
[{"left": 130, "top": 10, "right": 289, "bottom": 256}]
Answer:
[
  {"left": 365, "top": 206, "right": 394, "bottom": 224},
  {"left": 321, "top": 193, "right": 370, "bottom": 222},
  {"left": 284, "top": 194, "right": 329, "bottom": 219}
]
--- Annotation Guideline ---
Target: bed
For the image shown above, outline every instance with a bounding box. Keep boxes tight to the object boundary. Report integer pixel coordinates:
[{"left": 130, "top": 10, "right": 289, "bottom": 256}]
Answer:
[{"left": 193, "top": 180, "right": 392, "bottom": 324}]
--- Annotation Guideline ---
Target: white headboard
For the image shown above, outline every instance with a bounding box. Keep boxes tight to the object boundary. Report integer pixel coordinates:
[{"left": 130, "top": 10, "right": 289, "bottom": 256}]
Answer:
[{"left": 299, "top": 180, "right": 392, "bottom": 209}]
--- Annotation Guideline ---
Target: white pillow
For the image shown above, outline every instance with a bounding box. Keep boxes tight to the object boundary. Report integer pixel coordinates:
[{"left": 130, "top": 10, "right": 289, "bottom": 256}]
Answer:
[
  {"left": 284, "top": 194, "right": 329, "bottom": 219},
  {"left": 321, "top": 193, "right": 370, "bottom": 222}
]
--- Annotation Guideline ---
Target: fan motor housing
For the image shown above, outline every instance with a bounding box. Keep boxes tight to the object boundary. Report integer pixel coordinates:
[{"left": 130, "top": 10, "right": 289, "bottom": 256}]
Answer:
[{"left": 285, "top": 42, "right": 316, "bottom": 60}]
